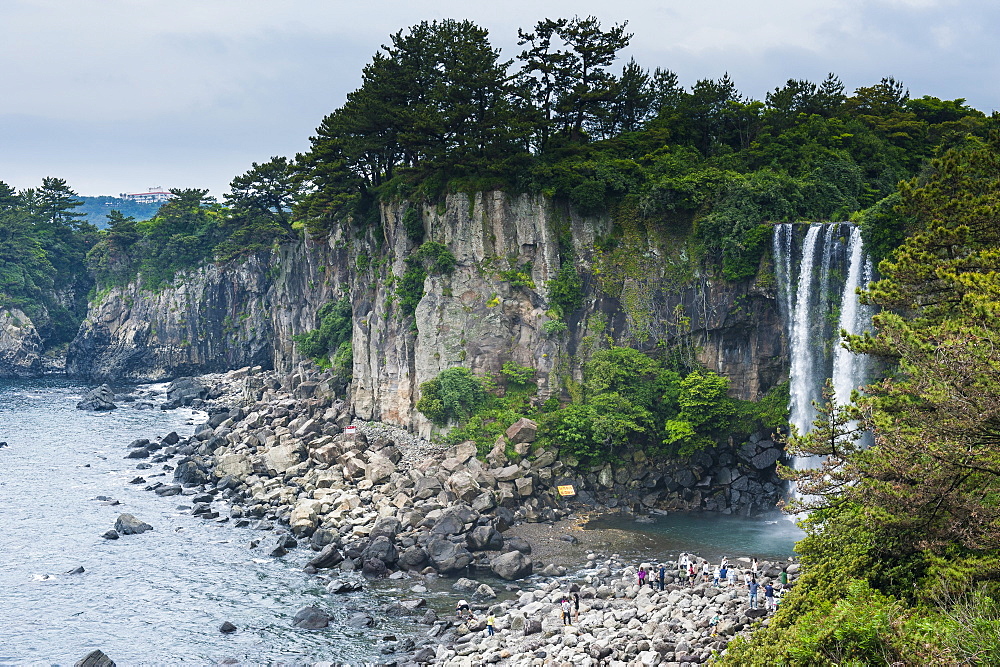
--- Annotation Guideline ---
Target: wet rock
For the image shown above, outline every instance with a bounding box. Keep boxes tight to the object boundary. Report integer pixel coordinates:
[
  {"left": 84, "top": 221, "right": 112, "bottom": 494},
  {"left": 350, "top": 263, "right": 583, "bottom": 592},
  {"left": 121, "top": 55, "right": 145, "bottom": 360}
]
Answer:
[
  {"left": 75, "top": 649, "right": 115, "bottom": 667},
  {"left": 77, "top": 385, "right": 116, "bottom": 411},
  {"left": 101, "top": 529, "right": 119, "bottom": 540},
  {"left": 398, "top": 545, "right": 429, "bottom": 570},
  {"left": 362, "top": 536, "right": 398, "bottom": 566},
  {"left": 124, "top": 448, "right": 149, "bottom": 459},
  {"left": 307, "top": 543, "right": 345, "bottom": 569},
  {"left": 427, "top": 538, "right": 473, "bottom": 574},
  {"left": 362, "top": 558, "right": 388, "bottom": 578},
  {"left": 490, "top": 550, "right": 532, "bottom": 580},
  {"left": 114, "top": 514, "right": 152, "bottom": 535},
  {"left": 292, "top": 605, "right": 330, "bottom": 629},
  {"left": 326, "top": 578, "right": 364, "bottom": 593},
  {"left": 66, "top": 566, "right": 85, "bottom": 574},
  {"left": 346, "top": 612, "right": 374, "bottom": 628},
  {"left": 219, "top": 621, "right": 237, "bottom": 634}
]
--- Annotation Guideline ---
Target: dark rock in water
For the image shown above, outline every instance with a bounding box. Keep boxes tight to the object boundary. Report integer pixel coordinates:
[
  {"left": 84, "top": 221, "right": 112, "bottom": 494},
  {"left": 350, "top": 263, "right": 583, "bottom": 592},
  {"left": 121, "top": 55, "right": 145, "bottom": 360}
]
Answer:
[
  {"left": 135, "top": 463, "right": 152, "bottom": 470},
  {"left": 102, "top": 529, "right": 119, "bottom": 540},
  {"left": 276, "top": 534, "right": 298, "bottom": 550},
  {"left": 124, "top": 448, "right": 149, "bottom": 459},
  {"left": 75, "top": 649, "right": 115, "bottom": 667},
  {"left": 173, "top": 459, "right": 208, "bottom": 485},
  {"left": 397, "top": 545, "right": 429, "bottom": 570},
  {"left": 154, "top": 484, "right": 182, "bottom": 497},
  {"left": 77, "top": 385, "right": 116, "bottom": 411},
  {"left": 306, "top": 543, "right": 344, "bottom": 569},
  {"left": 128, "top": 476, "right": 146, "bottom": 484},
  {"left": 291, "top": 605, "right": 330, "bottom": 629},
  {"left": 346, "top": 612, "right": 375, "bottom": 628},
  {"left": 413, "top": 647, "right": 436, "bottom": 662},
  {"left": 362, "top": 557, "right": 388, "bottom": 578},
  {"left": 128, "top": 439, "right": 150, "bottom": 449},
  {"left": 491, "top": 550, "right": 533, "bottom": 580},
  {"left": 426, "top": 538, "right": 473, "bottom": 574},
  {"left": 327, "top": 578, "right": 363, "bottom": 594},
  {"left": 66, "top": 566, "right": 85, "bottom": 574},
  {"left": 270, "top": 545, "right": 288, "bottom": 558},
  {"left": 114, "top": 514, "right": 152, "bottom": 535},
  {"left": 164, "top": 377, "right": 208, "bottom": 407},
  {"left": 219, "top": 620, "right": 237, "bottom": 634},
  {"left": 362, "top": 536, "right": 398, "bottom": 566},
  {"left": 0, "top": 441, "right": 7, "bottom": 448}
]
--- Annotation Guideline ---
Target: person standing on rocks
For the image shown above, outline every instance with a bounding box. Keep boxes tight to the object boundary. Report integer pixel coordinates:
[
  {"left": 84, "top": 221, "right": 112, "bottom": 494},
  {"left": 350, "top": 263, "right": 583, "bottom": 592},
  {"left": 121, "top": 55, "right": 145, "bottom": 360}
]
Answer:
[
  {"left": 658, "top": 563, "right": 666, "bottom": 591},
  {"left": 638, "top": 566, "right": 647, "bottom": 588},
  {"left": 748, "top": 577, "right": 759, "bottom": 609},
  {"left": 687, "top": 561, "right": 696, "bottom": 586},
  {"left": 573, "top": 592, "right": 580, "bottom": 622},
  {"left": 486, "top": 612, "right": 496, "bottom": 636},
  {"left": 561, "top": 598, "right": 572, "bottom": 625},
  {"left": 764, "top": 582, "right": 775, "bottom": 611}
]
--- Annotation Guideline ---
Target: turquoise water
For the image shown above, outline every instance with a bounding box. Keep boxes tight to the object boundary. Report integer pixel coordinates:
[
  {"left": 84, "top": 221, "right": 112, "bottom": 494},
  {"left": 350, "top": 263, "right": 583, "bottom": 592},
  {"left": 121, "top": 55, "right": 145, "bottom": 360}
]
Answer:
[{"left": 584, "top": 511, "right": 804, "bottom": 563}]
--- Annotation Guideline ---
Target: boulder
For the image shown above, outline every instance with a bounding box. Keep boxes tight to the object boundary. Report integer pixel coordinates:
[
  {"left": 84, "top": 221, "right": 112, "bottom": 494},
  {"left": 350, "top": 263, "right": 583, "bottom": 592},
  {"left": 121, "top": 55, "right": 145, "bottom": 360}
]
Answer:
[
  {"left": 504, "top": 536, "right": 532, "bottom": 554},
  {"left": 465, "top": 525, "right": 503, "bottom": 551},
  {"left": 114, "top": 514, "right": 152, "bottom": 535},
  {"left": 291, "top": 605, "right": 330, "bottom": 629},
  {"left": 398, "top": 545, "right": 429, "bottom": 570},
  {"left": 426, "top": 538, "right": 473, "bottom": 574},
  {"left": 214, "top": 452, "right": 252, "bottom": 480},
  {"left": 265, "top": 442, "right": 305, "bottom": 474},
  {"left": 751, "top": 448, "right": 783, "bottom": 470},
  {"left": 504, "top": 418, "right": 538, "bottom": 444},
  {"left": 173, "top": 459, "right": 208, "bottom": 486},
  {"left": 365, "top": 456, "right": 396, "bottom": 484},
  {"left": 165, "top": 377, "right": 207, "bottom": 406},
  {"left": 77, "top": 385, "right": 116, "bottom": 411},
  {"left": 430, "top": 510, "right": 466, "bottom": 536},
  {"left": 306, "top": 543, "right": 344, "bottom": 569},
  {"left": 447, "top": 470, "right": 482, "bottom": 503},
  {"left": 75, "top": 650, "right": 115, "bottom": 667},
  {"left": 362, "top": 536, "right": 399, "bottom": 567},
  {"left": 219, "top": 621, "right": 237, "bottom": 634},
  {"left": 490, "top": 550, "right": 533, "bottom": 580},
  {"left": 369, "top": 516, "right": 402, "bottom": 541}
]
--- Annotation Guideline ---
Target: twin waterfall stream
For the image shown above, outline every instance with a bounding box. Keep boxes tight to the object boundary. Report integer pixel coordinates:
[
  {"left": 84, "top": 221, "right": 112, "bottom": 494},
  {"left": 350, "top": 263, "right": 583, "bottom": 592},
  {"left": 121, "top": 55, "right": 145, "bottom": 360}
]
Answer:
[{"left": 772, "top": 223, "right": 875, "bottom": 485}]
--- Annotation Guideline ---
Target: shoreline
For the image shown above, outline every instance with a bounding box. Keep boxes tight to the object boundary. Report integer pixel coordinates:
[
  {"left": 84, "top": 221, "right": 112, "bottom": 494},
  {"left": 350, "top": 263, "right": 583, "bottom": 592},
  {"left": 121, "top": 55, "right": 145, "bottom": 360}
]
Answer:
[{"left": 99, "top": 365, "right": 800, "bottom": 665}]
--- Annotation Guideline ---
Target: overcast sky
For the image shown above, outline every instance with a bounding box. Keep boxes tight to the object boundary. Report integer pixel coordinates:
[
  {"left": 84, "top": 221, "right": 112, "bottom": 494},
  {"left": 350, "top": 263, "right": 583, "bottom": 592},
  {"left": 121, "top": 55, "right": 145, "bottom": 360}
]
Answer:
[{"left": 1, "top": 0, "right": 997, "bottom": 198}]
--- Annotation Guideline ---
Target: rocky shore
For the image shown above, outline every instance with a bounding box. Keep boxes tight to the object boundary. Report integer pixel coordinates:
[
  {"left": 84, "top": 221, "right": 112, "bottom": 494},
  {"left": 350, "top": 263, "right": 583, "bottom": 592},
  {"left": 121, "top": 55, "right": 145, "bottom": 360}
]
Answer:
[{"left": 95, "top": 364, "right": 799, "bottom": 665}]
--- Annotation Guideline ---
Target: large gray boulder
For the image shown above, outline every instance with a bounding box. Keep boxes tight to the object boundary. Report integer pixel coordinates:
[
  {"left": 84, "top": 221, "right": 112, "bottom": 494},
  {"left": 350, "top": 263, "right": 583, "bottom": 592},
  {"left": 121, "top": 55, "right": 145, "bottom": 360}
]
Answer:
[
  {"left": 306, "top": 543, "right": 344, "bottom": 569},
  {"left": 291, "top": 605, "right": 330, "bottom": 629},
  {"left": 466, "top": 525, "right": 503, "bottom": 551},
  {"left": 368, "top": 516, "right": 402, "bottom": 541},
  {"left": 165, "top": 377, "right": 208, "bottom": 406},
  {"left": 491, "top": 549, "right": 533, "bottom": 580},
  {"left": 427, "top": 538, "right": 473, "bottom": 574},
  {"left": 398, "top": 545, "right": 429, "bottom": 570},
  {"left": 362, "top": 536, "right": 398, "bottom": 566},
  {"left": 114, "top": 514, "right": 152, "bottom": 535},
  {"left": 77, "top": 384, "right": 116, "bottom": 411},
  {"left": 505, "top": 418, "right": 538, "bottom": 444}
]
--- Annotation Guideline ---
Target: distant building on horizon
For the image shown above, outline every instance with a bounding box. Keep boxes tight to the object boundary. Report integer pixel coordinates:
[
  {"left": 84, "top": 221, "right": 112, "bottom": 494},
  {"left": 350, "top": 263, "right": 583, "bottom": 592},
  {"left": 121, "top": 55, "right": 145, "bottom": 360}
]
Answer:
[{"left": 120, "top": 188, "right": 173, "bottom": 204}]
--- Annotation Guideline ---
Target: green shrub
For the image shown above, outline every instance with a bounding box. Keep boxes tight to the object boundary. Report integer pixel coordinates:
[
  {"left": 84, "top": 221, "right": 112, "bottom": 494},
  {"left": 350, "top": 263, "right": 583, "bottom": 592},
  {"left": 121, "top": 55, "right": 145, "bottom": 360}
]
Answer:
[
  {"left": 293, "top": 297, "right": 353, "bottom": 377},
  {"left": 542, "top": 319, "right": 569, "bottom": 336},
  {"left": 546, "top": 262, "right": 583, "bottom": 316},
  {"left": 416, "top": 367, "right": 487, "bottom": 426}
]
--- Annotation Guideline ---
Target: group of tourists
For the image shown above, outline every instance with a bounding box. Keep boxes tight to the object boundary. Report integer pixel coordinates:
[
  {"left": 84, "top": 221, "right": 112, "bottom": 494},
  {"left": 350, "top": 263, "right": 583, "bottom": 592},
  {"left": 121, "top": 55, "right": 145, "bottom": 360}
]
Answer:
[{"left": 637, "top": 553, "right": 786, "bottom": 613}]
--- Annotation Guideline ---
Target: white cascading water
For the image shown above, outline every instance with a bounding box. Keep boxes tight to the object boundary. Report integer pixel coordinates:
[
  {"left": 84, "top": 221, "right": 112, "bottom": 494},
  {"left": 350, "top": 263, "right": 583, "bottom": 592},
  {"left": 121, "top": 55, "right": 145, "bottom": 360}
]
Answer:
[
  {"left": 775, "top": 222, "right": 874, "bottom": 487},
  {"left": 831, "top": 225, "right": 874, "bottom": 407}
]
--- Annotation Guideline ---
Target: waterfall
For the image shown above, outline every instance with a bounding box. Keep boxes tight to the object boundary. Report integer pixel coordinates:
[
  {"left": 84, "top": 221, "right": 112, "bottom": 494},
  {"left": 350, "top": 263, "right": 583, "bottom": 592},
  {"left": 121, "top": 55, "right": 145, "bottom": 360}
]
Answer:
[{"left": 775, "top": 222, "right": 874, "bottom": 477}]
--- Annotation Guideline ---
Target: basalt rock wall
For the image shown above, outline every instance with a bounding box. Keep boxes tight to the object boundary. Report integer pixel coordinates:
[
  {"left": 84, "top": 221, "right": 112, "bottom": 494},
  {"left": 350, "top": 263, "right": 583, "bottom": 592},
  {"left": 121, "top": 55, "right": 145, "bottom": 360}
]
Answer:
[{"left": 67, "top": 191, "right": 787, "bottom": 431}]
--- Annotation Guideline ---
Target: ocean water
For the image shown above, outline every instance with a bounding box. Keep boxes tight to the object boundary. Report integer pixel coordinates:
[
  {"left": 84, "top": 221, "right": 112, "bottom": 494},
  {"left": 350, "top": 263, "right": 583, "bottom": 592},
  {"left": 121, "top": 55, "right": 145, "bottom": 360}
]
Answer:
[{"left": 0, "top": 378, "right": 424, "bottom": 666}]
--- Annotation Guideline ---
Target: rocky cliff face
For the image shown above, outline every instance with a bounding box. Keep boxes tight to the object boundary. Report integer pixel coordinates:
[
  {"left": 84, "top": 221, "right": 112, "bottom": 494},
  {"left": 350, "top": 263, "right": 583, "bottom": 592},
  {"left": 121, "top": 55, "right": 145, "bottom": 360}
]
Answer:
[
  {"left": 0, "top": 308, "right": 43, "bottom": 377},
  {"left": 67, "top": 192, "right": 787, "bottom": 432}
]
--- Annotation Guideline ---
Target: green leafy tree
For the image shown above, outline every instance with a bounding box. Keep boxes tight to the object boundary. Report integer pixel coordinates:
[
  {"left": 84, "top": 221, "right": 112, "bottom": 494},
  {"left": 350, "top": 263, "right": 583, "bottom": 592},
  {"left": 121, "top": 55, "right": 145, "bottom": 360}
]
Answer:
[
  {"left": 222, "top": 156, "right": 303, "bottom": 256},
  {"left": 416, "top": 367, "right": 487, "bottom": 426}
]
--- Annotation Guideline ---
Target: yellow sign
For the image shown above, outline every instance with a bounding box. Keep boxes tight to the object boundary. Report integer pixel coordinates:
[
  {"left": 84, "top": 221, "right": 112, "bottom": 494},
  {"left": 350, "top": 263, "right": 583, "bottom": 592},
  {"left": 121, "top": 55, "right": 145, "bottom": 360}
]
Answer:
[{"left": 557, "top": 485, "right": 576, "bottom": 497}]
